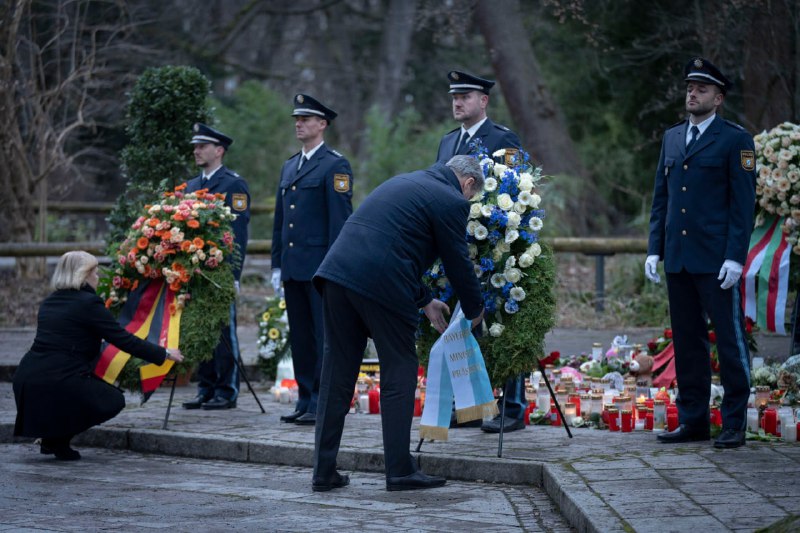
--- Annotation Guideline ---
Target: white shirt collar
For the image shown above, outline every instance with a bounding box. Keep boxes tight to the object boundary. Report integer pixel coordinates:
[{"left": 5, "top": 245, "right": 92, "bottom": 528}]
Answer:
[
  {"left": 302, "top": 141, "right": 325, "bottom": 161},
  {"left": 687, "top": 113, "right": 716, "bottom": 140},
  {"left": 461, "top": 117, "right": 488, "bottom": 139},
  {"left": 203, "top": 165, "right": 222, "bottom": 180}
]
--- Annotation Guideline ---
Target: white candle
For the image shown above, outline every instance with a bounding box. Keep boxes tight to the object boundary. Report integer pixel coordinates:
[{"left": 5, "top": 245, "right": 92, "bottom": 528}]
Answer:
[
  {"left": 783, "top": 423, "right": 797, "bottom": 442},
  {"left": 279, "top": 387, "right": 290, "bottom": 403},
  {"left": 746, "top": 408, "right": 759, "bottom": 433},
  {"left": 359, "top": 394, "right": 369, "bottom": 413}
]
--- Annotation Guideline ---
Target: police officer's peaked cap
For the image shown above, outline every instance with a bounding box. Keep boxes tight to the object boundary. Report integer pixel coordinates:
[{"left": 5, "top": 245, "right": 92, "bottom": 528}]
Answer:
[
  {"left": 291, "top": 94, "right": 337, "bottom": 122},
  {"left": 448, "top": 71, "right": 495, "bottom": 95},
  {"left": 190, "top": 123, "right": 233, "bottom": 149},
  {"left": 684, "top": 57, "right": 732, "bottom": 94}
]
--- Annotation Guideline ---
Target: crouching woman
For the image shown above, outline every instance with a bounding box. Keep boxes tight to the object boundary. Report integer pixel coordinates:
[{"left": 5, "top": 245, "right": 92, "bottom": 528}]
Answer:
[{"left": 13, "top": 251, "right": 183, "bottom": 460}]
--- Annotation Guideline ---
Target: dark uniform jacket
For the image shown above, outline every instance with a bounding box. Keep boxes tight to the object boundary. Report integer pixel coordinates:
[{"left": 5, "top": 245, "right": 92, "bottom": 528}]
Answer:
[
  {"left": 272, "top": 145, "right": 353, "bottom": 281},
  {"left": 13, "top": 286, "right": 167, "bottom": 438},
  {"left": 648, "top": 115, "right": 757, "bottom": 274},
  {"left": 185, "top": 166, "right": 250, "bottom": 281},
  {"left": 436, "top": 118, "right": 521, "bottom": 163},
  {"left": 314, "top": 163, "right": 483, "bottom": 326}
]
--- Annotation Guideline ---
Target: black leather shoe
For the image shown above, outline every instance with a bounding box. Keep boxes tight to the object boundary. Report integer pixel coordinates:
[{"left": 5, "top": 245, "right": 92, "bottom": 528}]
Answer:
[
  {"left": 294, "top": 412, "right": 316, "bottom": 425},
  {"left": 714, "top": 428, "right": 745, "bottom": 449},
  {"left": 201, "top": 397, "right": 237, "bottom": 410},
  {"left": 182, "top": 395, "right": 212, "bottom": 410},
  {"left": 386, "top": 470, "right": 446, "bottom": 492},
  {"left": 481, "top": 415, "right": 525, "bottom": 433},
  {"left": 450, "top": 411, "right": 481, "bottom": 428},
  {"left": 656, "top": 424, "right": 710, "bottom": 443},
  {"left": 280, "top": 410, "right": 304, "bottom": 423},
  {"left": 312, "top": 471, "right": 350, "bottom": 492},
  {"left": 41, "top": 438, "right": 81, "bottom": 461}
]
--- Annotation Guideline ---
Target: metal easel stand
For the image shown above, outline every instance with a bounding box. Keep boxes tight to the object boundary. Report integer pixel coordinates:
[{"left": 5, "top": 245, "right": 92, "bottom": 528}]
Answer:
[{"left": 161, "top": 354, "right": 266, "bottom": 430}]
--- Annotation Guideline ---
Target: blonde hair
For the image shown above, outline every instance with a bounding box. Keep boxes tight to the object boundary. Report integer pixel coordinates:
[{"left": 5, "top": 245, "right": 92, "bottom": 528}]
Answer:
[{"left": 52, "top": 251, "right": 99, "bottom": 290}]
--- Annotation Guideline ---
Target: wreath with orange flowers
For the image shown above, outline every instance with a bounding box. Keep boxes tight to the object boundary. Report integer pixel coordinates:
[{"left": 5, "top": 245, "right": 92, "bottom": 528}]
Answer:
[{"left": 99, "top": 184, "right": 238, "bottom": 388}]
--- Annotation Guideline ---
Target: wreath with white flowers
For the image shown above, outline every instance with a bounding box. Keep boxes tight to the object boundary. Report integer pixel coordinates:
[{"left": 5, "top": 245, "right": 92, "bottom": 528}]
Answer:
[{"left": 417, "top": 144, "right": 556, "bottom": 384}]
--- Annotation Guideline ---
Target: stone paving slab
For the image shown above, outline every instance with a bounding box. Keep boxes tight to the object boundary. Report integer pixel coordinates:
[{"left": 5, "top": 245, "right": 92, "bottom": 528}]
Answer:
[
  {"left": 0, "top": 445, "right": 571, "bottom": 532},
  {"left": 1, "top": 382, "right": 798, "bottom": 532}
]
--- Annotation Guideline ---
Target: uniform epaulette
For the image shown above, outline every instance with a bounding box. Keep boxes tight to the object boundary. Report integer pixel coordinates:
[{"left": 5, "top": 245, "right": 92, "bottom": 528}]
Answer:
[
  {"left": 224, "top": 168, "right": 240, "bottom": 178},
  {"left": 724, "top": 119, "right": 746, "bottom": 131},
  {"left": 328, "top": 148, "right": 343, "bottom": 158},
  {"left": 667, "top": 119, "right": 685, "bottom": 130},
  {"left": 493, "top": 123, "right": 511, "bottom": 132}
]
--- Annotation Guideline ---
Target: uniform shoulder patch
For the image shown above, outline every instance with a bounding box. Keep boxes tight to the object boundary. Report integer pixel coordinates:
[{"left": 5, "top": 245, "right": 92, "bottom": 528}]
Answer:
[
  {"left": 333, "top": 173, "right": 350, "bottom": 193},
  {"left": 329, "top": 148, "right": 343, "bottom": 157},
  {"left": 741, "top": 150, "right": 755, "bottom": 171},
  {"left": 231, "top": 193, "right": 248, "bottom": 211},
  {"left": 494, "top": 123, "right": 511, "bottom": 131}
]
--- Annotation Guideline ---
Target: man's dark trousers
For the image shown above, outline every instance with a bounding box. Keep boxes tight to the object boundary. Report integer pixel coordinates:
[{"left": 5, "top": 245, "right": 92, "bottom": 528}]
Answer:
[
  {"left": 666, "top": 270, "right": 751, "bottom": 431},
  {"left": 284, "top": 279, "right": 324, "bottom": 415},
  {"left": 314, "top": 281, "right": 417, "bottom": 481}
]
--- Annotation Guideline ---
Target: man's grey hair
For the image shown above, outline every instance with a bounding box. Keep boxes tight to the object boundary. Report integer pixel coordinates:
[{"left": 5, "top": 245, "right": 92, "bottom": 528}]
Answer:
[{"left": 446, "top": 155, "right": 485, "bottom": 191}]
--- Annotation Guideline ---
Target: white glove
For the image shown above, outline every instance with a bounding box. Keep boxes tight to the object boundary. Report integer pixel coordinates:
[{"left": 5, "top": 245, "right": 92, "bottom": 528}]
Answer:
[
  {"left": 644, "top": 255, "right": 661, "bottom": 284},
  {"left": 718, "top": 260, "right": 743, "bottom": 290},
  {"left": 234, "top": 280, "right": 240, "bottom": 294},
  {"left": 270, "top": 269, "right": 282, "bottom": 294}
]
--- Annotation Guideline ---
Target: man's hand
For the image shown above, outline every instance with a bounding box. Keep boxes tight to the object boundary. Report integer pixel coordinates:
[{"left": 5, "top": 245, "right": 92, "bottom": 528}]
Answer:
[
  {"left": 718, "top": 260, "right": 743, "bottom": 290},
  {"left": 423, "top": 299, "right": 451, "bottom": 334},
  {"left": 234, "top": 280, "right": 240, "bottom": 294},
  {"left": 270, "top": 269, "right": 282, "bottom": 294},
  {"left": 644, "top": 255, "right": 661, "bottom": 284}
]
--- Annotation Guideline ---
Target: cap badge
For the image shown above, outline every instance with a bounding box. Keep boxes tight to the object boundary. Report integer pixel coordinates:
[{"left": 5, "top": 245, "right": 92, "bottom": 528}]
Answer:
[
  {"left": 297, "top": 95, "right": 304, "bottom": 104},
  {"left": 451, "top": 72, "right": 459, "bottom": 80},
  {"left": 694, "top": 58, "right": 703, "bottom": 68},
  {"left": 193, "top": 123, "right": 199, "bottom": 132}
]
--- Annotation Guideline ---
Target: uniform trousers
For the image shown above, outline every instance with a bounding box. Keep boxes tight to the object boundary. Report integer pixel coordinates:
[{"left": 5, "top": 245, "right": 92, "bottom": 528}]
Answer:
[
  {"left": 666, "top": 270, "right": 751, "bottom": 431},
  {"left": 500, "top": 374, "right": 527, "bottom": 419},
  {"left": 197, "top": 303, "right": 240, "bottom": 401},
  {"left": 284, "top": 279, "right": 324, "bottom": 415},
  {"left": 314, "top": 281, "right": 418, "bottom": 480}
]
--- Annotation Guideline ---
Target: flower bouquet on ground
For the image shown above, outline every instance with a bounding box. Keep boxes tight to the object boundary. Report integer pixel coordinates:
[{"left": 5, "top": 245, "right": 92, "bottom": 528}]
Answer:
[
  {"left": 417, "top": 145, "right": 557, "bottom": 384},
  {"left": 99, "top": 184, "right": 238, "bottom": 390},
  {"left": 256, "top": 295, "right": 291, "bottom": 380}
]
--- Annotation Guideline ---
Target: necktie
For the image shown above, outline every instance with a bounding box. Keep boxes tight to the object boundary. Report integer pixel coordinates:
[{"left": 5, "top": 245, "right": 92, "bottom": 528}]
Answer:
[
  {"left": 686, "top": 125, "right": 700, "bottom": 152},
  {"left": 455, "top": 131, "right": 470, "bottom": 156},
  {"left": 298, "top": 155, "right": 308, "bottom": 171}
]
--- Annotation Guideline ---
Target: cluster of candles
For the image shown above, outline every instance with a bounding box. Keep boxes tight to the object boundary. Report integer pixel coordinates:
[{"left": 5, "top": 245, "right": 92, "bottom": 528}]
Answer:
[
  {"left": 353, "top": 375, "right": 381, "bottom": 415},
  {"left": 747, "top": 386, "right": 799, "bottom": 441},
  {"left": 271, "top": 378, "right": 299, "bottom": 404},
  {"left": 524, "top": 369, "right": 675, "bottom": 431}
]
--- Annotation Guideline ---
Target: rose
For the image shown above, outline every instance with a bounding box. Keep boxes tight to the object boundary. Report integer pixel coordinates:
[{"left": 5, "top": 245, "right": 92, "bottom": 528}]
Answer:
[
  {"left": 497, "top": 193, "right": 514, "bottom": 211},
  {"left": 505, "top": 229, "right": 519, "bottom": 244},
  {"left": 528, "top": 243, "right": 542, "bottom": 257},
  {"left": 504, "top": 268, "right": 522, "bottom": 283},
  {"left": 506, "top": 211, "right": 521, "bottom": 228},
  {"left": 493, "top": 163, "right": 508, "bottom": 177},
  {"left": 518, "top": 253, "right": 534, "bottom": 268},
  {"left": 529, "top": 193, "right": 541, "bottom": 208},
  {"left": 469, "top": 203, "right": 482, "bottom": 218},
  {"left": 489, "top": 323, "right": 505, "bottom": 337}
]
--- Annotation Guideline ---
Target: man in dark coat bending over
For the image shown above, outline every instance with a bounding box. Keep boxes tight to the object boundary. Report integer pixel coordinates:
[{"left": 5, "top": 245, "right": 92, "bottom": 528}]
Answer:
[{"left": 311, "top": 155, "right": 485, "bottom": 492}]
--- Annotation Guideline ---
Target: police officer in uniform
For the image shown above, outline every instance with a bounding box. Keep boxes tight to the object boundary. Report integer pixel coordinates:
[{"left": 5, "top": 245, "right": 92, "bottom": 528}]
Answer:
[
  {"left": 436, "top": 71, "right": 527, "bottom": 434},
  {"left": 182, "top": 123, "right": 250, "bottom": 410},
  {"left": 436, "top": 70, "right": 521, "bottom": 163},
  {"left": 271, "top": 94, "right": 354, "bottom": 426},
  {"left": 646, "top": 58, "right": 756, "bottom": 449}
]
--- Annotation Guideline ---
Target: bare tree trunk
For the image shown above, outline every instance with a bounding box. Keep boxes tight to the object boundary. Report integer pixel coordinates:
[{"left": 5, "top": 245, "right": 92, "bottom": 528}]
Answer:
[
  {"left": 741, "top": 0, "right": 798, "bottom": 130},
  {"left": 374, "top": 0, "right": 417, "bottom": 117},
  {"left": 475, "top": 0, "right": 588, "bottom": 179},
  {"left": 476, "top": 0, "right": 602, "bottom": 234}
]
